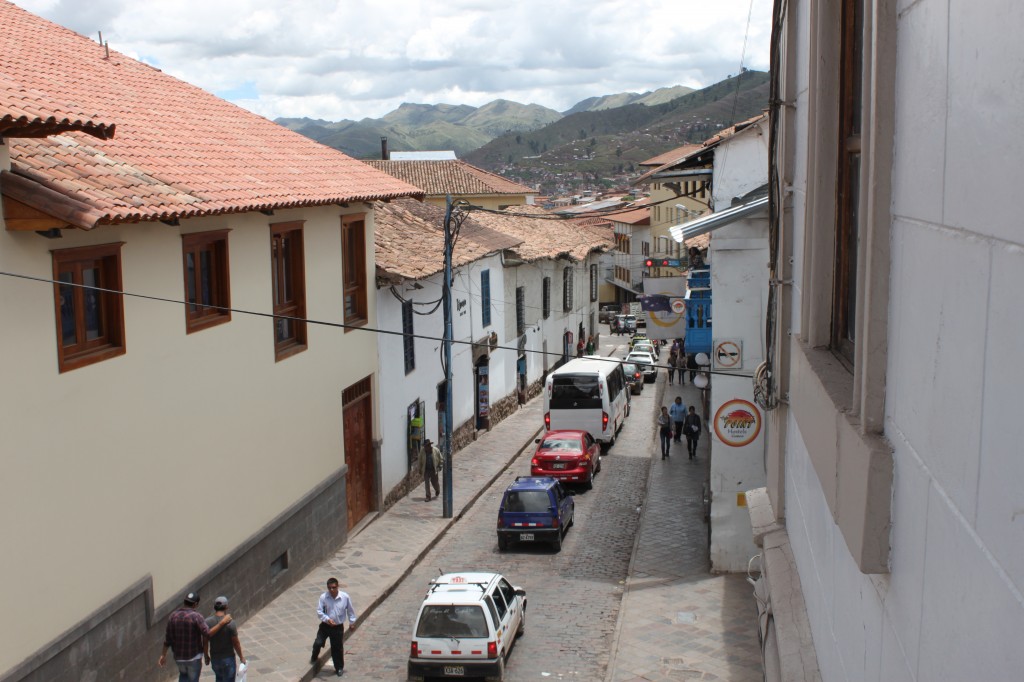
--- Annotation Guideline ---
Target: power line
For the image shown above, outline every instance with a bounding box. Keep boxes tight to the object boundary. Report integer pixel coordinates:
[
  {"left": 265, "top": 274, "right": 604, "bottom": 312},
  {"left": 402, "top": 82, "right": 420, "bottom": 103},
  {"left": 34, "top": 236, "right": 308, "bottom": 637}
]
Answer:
[{"left": 0, "top": 268, "right": 748, "bottom": 377}]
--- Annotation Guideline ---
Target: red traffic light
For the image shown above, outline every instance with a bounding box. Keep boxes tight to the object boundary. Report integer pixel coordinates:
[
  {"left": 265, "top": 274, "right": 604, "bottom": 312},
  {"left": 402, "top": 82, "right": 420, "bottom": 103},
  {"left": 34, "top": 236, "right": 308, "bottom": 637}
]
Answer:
[
  {"left": 660, "top": 259, "right": 670, "bottom": 266},
  {"left": 644, "top": 259, "right": 654, "bottom": 267}
]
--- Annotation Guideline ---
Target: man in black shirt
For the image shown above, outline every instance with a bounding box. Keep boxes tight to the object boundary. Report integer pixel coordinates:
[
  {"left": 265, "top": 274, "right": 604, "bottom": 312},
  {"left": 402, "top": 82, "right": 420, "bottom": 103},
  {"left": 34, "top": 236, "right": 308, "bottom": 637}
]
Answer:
[{"left": 206, "top": 596, "right": 246, "bottom": 682}]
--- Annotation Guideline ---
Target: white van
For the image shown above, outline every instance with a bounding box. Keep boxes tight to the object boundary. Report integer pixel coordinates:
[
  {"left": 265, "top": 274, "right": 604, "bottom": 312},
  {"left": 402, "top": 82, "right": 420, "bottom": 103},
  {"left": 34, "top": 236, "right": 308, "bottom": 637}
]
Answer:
[{"left": 543, "top": 356, "right": 629, "bottom": 446}]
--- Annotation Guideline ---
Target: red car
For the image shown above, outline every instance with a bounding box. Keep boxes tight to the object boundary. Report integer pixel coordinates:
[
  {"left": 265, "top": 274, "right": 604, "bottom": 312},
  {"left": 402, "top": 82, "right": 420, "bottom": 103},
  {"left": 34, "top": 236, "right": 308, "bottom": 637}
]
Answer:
[{"left": 530, "top": 430, "right": 602, "bottom": 490}]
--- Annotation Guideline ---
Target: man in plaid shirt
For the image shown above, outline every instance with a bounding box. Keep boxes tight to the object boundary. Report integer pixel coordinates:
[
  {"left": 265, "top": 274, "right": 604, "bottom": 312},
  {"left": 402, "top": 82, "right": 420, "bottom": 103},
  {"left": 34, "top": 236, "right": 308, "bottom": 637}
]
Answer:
[{"left": 158, "top": 592, "right": 231, "bottom": 682}]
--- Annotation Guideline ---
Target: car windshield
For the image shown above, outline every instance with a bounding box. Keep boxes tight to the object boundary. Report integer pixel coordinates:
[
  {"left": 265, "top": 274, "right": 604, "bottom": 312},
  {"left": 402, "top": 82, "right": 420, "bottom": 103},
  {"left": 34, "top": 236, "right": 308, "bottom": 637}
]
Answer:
[
  {"left": 622, "top": 363, "right": 638, "bottom": 374},
  {"left": 503, "top": 490, "right": 552, "bottom": 513},
  {"left": 627, "top": 354, "right": 652, "bottom": 363},
  {"left": 539, "top": 437, "right": 581, "bottom": 452},
  {"left": 416, "top": 605, "right": 489, "bottom": 638},
  {"left": 550, "top": 374, "right": 602, "bottom": 409}
]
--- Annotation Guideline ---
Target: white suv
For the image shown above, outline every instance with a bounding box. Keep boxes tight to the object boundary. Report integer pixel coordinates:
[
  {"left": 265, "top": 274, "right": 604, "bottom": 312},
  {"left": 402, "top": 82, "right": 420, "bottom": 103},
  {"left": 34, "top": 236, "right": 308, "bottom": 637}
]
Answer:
[{"left": 408, "top": 572, "right": 526, "bottom": 681}]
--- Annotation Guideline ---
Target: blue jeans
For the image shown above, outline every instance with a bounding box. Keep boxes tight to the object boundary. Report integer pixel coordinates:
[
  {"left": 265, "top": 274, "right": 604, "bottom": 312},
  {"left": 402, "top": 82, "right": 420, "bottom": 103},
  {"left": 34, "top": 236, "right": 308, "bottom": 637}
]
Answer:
[
  {"left": 175, "top": 658, "right": 202, "bottom": 682},
  {"left": 659, "top": 429, "right": 672, "bottom": 457},
  {"left": 211, "top": 656, "right": 237, "bottom": 682}
]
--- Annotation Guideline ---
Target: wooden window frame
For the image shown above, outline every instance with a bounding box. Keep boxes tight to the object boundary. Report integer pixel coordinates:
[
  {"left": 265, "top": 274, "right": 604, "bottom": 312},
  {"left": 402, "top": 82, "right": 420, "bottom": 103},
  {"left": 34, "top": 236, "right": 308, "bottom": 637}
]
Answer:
[
  {"left": 52, "top": 242, "right": 126, "bottom": 373},
  {"left": 832, "top": 0, "right": 864, "bottom": 366},
  {"left": 562, "top": 266, "right": 573, "bottom": 313},
  {"left": 181, "top": 230, "right": 231, "bottom": 334},
  {"left": 342, "top": 214, "right": 368, "bottom": 329},
  {"left": 480, "top": 269, "right": 491, "bottom": 327},
  {"left": 402, "top": 299, "right": 415, "bottom": 374},
  {"left": 515, "top": 286, "right": 526, "bottom": 336},
  {"left": 270, "top": 221, "right": 307, "bottom": 361},
  {"left": 542, "top": 277, "right": 551, "bottom": 319}
]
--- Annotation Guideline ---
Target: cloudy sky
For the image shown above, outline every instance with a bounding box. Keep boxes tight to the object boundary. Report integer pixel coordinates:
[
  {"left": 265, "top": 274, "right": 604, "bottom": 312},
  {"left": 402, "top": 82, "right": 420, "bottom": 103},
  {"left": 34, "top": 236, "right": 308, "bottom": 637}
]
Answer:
[{"left": 13, "top": 0, "right": 772, "bottom": 122}]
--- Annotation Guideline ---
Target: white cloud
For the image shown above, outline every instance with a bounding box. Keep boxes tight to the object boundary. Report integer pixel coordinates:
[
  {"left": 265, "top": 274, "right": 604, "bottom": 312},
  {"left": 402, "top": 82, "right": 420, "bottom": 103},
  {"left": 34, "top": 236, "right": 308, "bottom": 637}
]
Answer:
[{"left": 11, "top": 0, "right": 772, "bottom": 121}]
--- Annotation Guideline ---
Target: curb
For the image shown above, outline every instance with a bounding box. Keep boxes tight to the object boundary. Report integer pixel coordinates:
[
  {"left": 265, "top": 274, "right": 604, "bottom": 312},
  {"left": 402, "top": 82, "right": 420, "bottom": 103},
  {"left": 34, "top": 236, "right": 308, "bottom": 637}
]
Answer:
[
  {"left": 301, "top": 411, "right": 543, "bottom": 682},
  {"left": 603, "top": 370, "right": 667, "bottom": 682}
]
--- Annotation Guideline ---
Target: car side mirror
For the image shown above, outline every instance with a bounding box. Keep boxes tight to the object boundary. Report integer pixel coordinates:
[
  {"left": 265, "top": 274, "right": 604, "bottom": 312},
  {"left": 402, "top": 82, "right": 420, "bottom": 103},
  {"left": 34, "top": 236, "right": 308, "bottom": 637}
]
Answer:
[
  {"left": 515, "top": 588, "right": 526, "bottom": 597},
  {"left": 534, "top": 438, "right": 541, "bottom": 443}
]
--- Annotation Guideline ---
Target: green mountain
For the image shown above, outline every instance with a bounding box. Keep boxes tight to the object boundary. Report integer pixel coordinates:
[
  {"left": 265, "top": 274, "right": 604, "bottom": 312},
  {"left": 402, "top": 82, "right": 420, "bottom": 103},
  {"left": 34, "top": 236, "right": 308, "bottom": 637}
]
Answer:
[
  {"left": 562, "top": 85, "right": 695, "bottom": 115},
  {"left": 462, "top": 71, "right": 770, "bottom": 191},
  {"left": 276, "top": 99, "right": 561, "bottom": 159}
]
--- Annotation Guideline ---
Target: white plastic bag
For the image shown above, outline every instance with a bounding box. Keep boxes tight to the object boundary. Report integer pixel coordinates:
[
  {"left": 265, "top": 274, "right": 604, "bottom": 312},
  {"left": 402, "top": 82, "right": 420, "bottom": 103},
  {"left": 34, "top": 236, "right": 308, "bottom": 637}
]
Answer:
[{"left": 236, "top": 662, "right": 248, "bottom": 682}]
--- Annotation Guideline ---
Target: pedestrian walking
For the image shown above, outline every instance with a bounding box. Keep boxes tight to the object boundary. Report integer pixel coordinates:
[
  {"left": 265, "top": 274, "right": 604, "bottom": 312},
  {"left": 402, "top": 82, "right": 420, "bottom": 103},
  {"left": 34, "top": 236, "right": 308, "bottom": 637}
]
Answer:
[
  {"left": 159, "top": 592, "right": 231, "bottom": 682},
  {"left": 585, "top": 335, "right": 595, "bottom": 355},
  {"left": 667, "top": 350, "right": 677, "bottom": 385},
  {"left": 310, "top": 577, "right": 357, "bottom": 676},
  {"left": 669, "top": 396, "right": 687, "bottom": 443},
  {"left": 576, "top": 338, "right": 585, "bottom": 358},
  {"left": 687, "top": 353, "right": 699, "bottom": 383},
  {"left": 206, "top": 597, "right": 246, "bottom": 682},
  {"left": 684, "top": 406, "right": 702, "bottom": 460},
  {"left": 419, "top": 438, "right": 443, "bottom": 501},
  {"left": 657, "top": 406, "right": 672, "bottom": 460}
]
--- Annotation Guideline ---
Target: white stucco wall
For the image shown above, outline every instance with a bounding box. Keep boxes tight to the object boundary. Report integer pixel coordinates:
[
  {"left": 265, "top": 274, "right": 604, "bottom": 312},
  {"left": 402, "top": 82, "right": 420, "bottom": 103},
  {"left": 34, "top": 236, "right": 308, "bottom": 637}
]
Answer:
[
  {"left": 0, "top": 204, "right": 377, "bottom": 669},
  {"left": 780, "top": 0, "right": 1024, "bottom": 679},
  {"left": 708, "top": 215, "right": 770, "bottom": 571}
]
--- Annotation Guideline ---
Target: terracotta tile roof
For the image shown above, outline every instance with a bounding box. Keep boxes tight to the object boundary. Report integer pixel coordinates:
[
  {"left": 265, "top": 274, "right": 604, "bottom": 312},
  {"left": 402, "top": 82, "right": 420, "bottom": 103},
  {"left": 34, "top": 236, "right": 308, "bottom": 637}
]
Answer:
[
  {"left": 0, "top": 1, "right": 422, "bottom": 228},
  {"left": 607, "top": 207, "right": 651, "bottom": 225},
  {"left": 365, "top": 160, "right": 537, "bottom": 198},
  {"left": 469, "top": 204, "right": 613, "bottom": 263},
  {"left": 699, "top": 112, "right": 768, "bottom": 148},
  {"left": 639, "top": 144, "right": 702, "bottom": 167},
  {"left": 374, "top": 198, "right": 522, "bottom": 281},
  {"left": 0, "top": 72, "right": 115, "bottom": 140}
]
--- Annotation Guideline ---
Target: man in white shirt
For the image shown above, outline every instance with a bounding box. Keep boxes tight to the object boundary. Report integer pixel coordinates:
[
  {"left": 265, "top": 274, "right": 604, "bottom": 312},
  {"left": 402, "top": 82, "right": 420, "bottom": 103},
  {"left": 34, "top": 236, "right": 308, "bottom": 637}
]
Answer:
[{"left": 310, "top": 577, "right": 357, "bottom": 676}]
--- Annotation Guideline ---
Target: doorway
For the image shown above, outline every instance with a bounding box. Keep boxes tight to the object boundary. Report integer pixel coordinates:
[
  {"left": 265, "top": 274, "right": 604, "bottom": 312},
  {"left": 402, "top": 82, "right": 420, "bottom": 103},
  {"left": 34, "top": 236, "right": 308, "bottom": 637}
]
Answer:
[{"left": 343, "top": 376, "right": 374, "bottom": 530}]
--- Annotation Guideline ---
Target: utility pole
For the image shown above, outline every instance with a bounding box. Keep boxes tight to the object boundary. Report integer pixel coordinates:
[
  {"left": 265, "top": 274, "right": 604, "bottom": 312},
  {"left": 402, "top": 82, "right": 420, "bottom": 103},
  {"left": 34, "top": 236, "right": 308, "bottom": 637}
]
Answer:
[{"left": 441, "top": 196, "right": 465, "bottom": 519}]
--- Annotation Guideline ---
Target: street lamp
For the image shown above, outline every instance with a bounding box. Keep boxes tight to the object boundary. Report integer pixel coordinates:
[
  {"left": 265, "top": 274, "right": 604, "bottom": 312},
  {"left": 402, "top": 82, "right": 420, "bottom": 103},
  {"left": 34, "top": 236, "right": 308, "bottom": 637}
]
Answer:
[{"left": 693, "top": 352, "right": 711, "bottom": 389}]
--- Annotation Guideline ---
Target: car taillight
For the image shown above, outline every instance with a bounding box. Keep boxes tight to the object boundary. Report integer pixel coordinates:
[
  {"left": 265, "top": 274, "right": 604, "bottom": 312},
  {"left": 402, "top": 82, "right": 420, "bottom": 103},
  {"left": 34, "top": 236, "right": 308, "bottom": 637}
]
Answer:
[
  {"left": 487, "top": 641, "right": 498, "bottom": 659},
  {"left": 544, "top": 412, "right": 550, "bottom": 429},
  {"left": 497, "top": 515, "right": 505, "bottom": 528},
  {"left": 411, "top": 641, "right": 419, "bottom": 658},
  {"left": 634, "top": 372, "right": 641, "bottom": 380},
  {"left": 552, "top": 516, "right": 560, "bottom": 528},
  {"left": 531, "top": 457, "right": 539, "bottom": 467},
  {"left": 602, "top": 411, "right": 609, "bottom": 430}
]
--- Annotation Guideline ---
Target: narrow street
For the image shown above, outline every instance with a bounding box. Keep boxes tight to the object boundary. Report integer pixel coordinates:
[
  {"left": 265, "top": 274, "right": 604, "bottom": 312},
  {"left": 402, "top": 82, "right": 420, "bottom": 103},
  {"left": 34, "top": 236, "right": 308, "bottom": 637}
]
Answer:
[{"left": 338, "top": 339, "right": 660, "bottom": 680}]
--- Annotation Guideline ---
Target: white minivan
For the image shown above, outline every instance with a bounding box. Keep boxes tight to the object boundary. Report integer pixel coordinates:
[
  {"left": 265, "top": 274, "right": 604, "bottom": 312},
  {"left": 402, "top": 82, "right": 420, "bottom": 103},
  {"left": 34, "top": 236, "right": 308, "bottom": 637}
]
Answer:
[{"left": 543, "top": 356, "right": 629, "bottom": 446}]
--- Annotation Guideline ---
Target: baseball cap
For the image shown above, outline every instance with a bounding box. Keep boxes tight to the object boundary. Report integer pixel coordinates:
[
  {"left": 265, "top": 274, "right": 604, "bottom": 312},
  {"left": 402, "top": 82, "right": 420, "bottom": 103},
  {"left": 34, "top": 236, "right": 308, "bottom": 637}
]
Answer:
[
  {"left": 214, "top": 596, "right": 229, "bottom": 609},
  {"left": 184, "top": 592, "right": 200, "bottom": 606}
]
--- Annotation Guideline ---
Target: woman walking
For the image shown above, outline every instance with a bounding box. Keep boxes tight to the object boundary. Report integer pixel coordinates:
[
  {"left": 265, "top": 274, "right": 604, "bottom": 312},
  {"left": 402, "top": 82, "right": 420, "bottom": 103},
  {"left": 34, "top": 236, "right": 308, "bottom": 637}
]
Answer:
[{"left": 657, "top": 406, "right": 672, "bottom": 460}]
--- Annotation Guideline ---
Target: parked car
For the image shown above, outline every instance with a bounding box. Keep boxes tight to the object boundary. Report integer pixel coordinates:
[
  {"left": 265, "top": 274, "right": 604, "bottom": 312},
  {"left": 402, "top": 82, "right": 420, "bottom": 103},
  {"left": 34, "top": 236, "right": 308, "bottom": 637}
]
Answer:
[
  {"left": 530, "top": 430, "right": 601, "bottom": 489},
  {"left": 612, "top": 314, "right": 637, "bottom": 335},
  {"left": 598, "top": 304, "right": 620, "bottom": 324},
  {"left": 408, "top": 571, "right": 526, "bottom": 682},
  {"left": 632, "top": 341, "right": 660, "bottom": 360},
  {"left": 625, "top": 351, "right": 658, "bottom": 383},
  {"left": 497, "top": 476, "right": 575, "bottom": 551},
  {"left": 622, "top": 362, "right": 644, "bottom": 394}
]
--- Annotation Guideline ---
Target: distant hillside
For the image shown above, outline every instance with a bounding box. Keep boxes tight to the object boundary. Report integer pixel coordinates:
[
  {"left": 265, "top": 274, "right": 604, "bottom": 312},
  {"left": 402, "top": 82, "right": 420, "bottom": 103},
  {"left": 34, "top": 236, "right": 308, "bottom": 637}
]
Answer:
[
  {"left": 562, "top": 85, "right": 694, "bottom": 115},
  {"left": 277, "top": 100, "right": 561, "bottom": 158},
  {"left": 277, "top": 85, "right": 697, "bottom": 159},
  {"left": 462, "top": 71, "right": 770, "bottom": 192}
]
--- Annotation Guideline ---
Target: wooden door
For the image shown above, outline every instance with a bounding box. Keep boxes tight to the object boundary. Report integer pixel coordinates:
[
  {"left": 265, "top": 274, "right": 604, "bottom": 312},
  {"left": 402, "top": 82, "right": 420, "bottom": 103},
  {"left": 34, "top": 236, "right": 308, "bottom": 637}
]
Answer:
[{"left": 343, "top": 377, "right": 374, "bottom": 530}]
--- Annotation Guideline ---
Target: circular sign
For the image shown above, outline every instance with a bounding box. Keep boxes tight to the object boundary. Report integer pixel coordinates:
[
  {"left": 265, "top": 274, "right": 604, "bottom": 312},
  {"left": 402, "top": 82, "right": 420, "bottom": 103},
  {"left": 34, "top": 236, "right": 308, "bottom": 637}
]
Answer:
[
  {"left": 713, "top": 399, "right": 762, "bottom": 447},
  {"left": 714, "top": 340, "right": 741, "bottom": 368},
  {"left": 670, "top": 298, "right": 686, "bottom": 313}
]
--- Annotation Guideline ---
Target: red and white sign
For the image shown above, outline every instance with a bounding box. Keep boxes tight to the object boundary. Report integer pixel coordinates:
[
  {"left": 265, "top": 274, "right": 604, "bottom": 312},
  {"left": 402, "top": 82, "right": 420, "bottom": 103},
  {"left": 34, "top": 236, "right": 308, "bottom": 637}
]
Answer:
[{"left": 713, "top": 399, "right": 762, "bottom": 447}]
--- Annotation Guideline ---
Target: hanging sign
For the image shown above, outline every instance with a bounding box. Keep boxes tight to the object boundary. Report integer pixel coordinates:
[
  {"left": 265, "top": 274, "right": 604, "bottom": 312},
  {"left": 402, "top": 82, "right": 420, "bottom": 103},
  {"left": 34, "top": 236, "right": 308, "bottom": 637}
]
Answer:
[{"left": 713, "top": 399, "right": 762, "bottom": 447}]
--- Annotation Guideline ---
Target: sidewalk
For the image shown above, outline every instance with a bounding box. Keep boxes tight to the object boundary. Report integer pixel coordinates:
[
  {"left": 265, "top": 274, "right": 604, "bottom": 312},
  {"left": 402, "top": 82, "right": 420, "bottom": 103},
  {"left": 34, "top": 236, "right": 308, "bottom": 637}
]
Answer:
[
  {"left": 605, "top": 375, "right": 762, "bottom": 682},
  {"left": 228, "top": 399, "right": 545, "bottom": 682}
]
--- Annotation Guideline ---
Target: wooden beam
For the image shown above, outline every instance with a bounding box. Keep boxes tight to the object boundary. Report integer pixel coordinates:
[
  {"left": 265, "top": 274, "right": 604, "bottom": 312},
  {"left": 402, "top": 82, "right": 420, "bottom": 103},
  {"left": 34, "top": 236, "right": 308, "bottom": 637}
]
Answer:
[{"left": 2, "top": 196, "right": 69, "bottom": 231}]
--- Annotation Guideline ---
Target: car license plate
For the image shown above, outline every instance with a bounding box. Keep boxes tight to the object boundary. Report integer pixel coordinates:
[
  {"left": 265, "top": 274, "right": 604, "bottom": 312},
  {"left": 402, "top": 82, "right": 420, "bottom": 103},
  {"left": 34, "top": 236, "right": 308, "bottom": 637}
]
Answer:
[
  {"left": 519, "top": 533, "right": 534, "bottom": 541},
  {"left": 551, "top": 462, "right": 566, "bottom": 469},
  {"left": 443, "top": 665, "right": 465, "bottom": 676}
]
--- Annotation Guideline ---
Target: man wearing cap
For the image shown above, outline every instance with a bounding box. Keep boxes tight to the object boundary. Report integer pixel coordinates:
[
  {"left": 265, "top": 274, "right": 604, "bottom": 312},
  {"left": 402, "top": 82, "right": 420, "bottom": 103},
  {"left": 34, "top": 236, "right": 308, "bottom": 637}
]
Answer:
[
  {"left": 206, "top": 596, "right": 246, "bottom": 682},
  {"left": 418, "top": 438, "right": 443, "bottom": 501},
  {"left": 311, "top": 577, "right": 357, "bottom": 676},
  {"left": 158, "top": 592, "right": 231, "bottom": 682}
]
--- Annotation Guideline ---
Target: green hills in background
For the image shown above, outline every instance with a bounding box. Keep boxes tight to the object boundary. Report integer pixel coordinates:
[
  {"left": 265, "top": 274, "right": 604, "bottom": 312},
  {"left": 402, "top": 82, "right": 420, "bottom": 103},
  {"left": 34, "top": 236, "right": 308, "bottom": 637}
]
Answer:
[{"left": 277, "top": 72, "right": 769, "bottom": 193}]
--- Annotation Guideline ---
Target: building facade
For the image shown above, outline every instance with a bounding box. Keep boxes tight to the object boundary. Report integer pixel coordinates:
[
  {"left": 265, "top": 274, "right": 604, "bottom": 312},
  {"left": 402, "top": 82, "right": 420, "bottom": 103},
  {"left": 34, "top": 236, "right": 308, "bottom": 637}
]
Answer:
[{"left": 752, "top": 0, "right": 1024, "bottom": 680}]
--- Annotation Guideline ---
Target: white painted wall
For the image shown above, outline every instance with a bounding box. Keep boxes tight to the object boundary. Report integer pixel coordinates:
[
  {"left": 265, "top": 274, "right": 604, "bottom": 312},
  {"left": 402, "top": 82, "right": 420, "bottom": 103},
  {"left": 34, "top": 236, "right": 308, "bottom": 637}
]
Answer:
[
  {"left": 781, "top": 0, "right": 1024, "bottom": 679},
  {"left": 375, "top": 253, "right": 600, "bottom": 497},
  {"left": 0, "top": 204, "right": 377, "bottom": 670}
]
